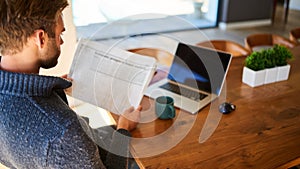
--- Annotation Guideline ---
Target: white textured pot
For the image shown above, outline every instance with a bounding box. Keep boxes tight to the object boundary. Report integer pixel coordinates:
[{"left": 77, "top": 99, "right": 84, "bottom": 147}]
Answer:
[
  {"left": 277, "top": 64, "right": 291, "bottom": 81},
  {"left": 242, "top": 67, "right": 266, "bottom": 87},
  {"left": 264, "top": 67, "right": 278, "bottom": 84}
]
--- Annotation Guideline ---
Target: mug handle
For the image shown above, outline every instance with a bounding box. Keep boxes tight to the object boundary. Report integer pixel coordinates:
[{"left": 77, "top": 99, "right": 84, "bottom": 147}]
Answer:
[{"left": 168, "top": 105, "right": 176, "bottom": 118}]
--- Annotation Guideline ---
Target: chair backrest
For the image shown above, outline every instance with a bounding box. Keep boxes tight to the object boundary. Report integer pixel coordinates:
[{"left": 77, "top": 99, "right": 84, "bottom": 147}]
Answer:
[
  {"left": 196, "top": 40, "right": 250, "bottom": 57},
  {"left": 290, "top": 27, "right": 300, "bottom": 44},
  {"left": 127, "top": 48, "right": 173, "bottom": 67},
  {"left": 245, "top": 33, "right": 296, "bottom": 52}
]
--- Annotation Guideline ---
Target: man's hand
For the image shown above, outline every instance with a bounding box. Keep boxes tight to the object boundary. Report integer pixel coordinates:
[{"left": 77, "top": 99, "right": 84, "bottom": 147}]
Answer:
[
  {"left": 117, "top": 106, "right": 142, "bottom": 132},
  {"left": 61, "top": 74, "right": 73, "bottom": 96}
]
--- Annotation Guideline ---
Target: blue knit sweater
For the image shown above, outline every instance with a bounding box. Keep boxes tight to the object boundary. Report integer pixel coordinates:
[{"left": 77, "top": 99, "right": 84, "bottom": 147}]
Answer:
[{"left": 0, "top": 69, "right": 131, "bottom": 169}]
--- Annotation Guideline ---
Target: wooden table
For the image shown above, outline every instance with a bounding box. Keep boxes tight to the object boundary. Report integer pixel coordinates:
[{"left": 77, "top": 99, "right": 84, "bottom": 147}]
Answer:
[{"left": 129, "top": 47, "right": 300, "bottom": 169}]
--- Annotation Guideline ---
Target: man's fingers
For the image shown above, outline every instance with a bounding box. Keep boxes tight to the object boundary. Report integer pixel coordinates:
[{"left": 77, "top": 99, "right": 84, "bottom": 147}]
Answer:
[{"left": 126, "top": 106, "right": 135, "bottom": 113}]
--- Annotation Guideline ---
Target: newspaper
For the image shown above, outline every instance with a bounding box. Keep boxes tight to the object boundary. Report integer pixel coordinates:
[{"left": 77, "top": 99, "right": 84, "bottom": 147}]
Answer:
[{"left": 69, "top": 39, "right": 156, "bottom": 115}]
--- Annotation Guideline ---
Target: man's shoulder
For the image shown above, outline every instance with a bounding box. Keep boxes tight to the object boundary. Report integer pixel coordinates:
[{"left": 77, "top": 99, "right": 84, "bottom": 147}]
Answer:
[{"left": 0, "top": 90, "right": 80, "bottom": 139}]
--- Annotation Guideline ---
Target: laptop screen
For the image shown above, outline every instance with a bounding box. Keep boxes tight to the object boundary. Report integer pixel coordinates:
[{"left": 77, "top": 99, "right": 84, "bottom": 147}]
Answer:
[{"left": 167, "top": 42, "right": 232, "bottom": 95}]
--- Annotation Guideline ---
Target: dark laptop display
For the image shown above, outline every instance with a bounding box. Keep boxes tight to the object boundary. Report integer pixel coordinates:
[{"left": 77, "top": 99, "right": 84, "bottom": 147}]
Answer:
[{"left": 165, "top": 43, "right": 231, "bottom": 96}]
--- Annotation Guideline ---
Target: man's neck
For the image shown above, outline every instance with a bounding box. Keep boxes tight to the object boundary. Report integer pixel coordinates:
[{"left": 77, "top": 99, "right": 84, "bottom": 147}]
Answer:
[{"left": 0, "top": 50, "right": 40, "bottom": 74}]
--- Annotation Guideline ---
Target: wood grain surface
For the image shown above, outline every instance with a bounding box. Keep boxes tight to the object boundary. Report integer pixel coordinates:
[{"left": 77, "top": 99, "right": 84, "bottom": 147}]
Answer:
[{"left": 129, "top": 47, "right": 300, "bottom": 169}]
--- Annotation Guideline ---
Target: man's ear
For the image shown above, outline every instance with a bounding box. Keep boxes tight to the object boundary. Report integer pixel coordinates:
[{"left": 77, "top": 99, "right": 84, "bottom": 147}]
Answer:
[{"left": 32, "top": 29, "right": 47, "bottom": 49}]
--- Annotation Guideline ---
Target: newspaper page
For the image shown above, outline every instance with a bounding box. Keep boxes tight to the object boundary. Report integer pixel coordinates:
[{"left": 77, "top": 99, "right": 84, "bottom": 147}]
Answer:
[{"left": 69, "top": 39, "right": 156, "bottom": 115}]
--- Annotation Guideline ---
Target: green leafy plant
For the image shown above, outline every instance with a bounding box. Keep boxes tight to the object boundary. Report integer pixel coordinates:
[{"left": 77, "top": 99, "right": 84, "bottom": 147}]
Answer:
[
  {"left": 245, "top": 45, "right": 294, "bottom": 71},
  {"left": 273, "top": 45, "right": 293, "bottom": 66},
  {"left": 245, "top": 51, "right": 265, "bottom": 71}
]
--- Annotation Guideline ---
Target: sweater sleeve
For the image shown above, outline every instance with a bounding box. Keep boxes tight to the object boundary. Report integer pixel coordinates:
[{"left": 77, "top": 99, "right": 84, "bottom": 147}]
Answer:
[
  {"left": 47, "top": 120, "right": 106, "bottom": 169},
  {"left": 52, "top": 115, "right": 132, "bottom": 169},
  {"left": 105, "top": 129, "right": 132, "bottom": 169},
  {"left": 86, "top": 124, "right": 132, "bottom": 169}
]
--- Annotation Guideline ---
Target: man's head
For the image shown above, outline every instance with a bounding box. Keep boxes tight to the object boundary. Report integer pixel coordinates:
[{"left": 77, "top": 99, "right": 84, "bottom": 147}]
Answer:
[
  {"left": 0, "top": 0, "right": 69, "bottom": 59},
  {"left": 38, "top": 14, "right": 66, "bottom": 69}
]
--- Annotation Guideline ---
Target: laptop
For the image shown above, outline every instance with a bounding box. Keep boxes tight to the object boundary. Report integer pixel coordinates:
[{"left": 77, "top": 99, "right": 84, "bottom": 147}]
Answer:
[{"left": 144, "top": 42, "right": 232, "bottom": 114}]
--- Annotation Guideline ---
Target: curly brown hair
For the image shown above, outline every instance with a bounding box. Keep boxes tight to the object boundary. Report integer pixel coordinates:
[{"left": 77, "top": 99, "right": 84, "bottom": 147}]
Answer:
[{"left": 0, "top": 0, "right": 69, "bottom": 55}]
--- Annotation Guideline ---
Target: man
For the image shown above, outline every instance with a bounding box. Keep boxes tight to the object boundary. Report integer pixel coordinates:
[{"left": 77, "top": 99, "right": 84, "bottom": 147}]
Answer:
[{"left": 0, "top": 0, "right": 141, "bottom": 168}]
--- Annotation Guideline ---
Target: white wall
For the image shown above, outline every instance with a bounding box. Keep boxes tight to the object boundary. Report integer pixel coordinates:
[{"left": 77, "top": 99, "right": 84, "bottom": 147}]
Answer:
[
  {"left": 290, "top": 0, "right": 300, "bottom": 10},
  {"left": 40, "top": 0, "right": 77, "bottom": 76}
]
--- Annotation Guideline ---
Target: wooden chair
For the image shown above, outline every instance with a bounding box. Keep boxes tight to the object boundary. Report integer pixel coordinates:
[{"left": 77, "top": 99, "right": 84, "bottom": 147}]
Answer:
[
  {"left": 196, "top": 40, "right": 251, "bottom": 57},
  {"left": 127, "top": 48, "right": 173, "bottom": 67},
  {"left": 289, "top": 27, "right": 300, "bottom": 45},
  {"left": 244, "top": 33, "right": 296, "bottom": 52}
]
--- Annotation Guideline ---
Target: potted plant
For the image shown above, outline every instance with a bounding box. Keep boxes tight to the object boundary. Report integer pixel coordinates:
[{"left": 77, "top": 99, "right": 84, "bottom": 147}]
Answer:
[
  {"left": 242, "top": 51, "right": 266, "bottom": 87},
  {"left": 242, "top": 45, "right": 294, "bottom": 87},
  {"left": 273, "top": 45, "right": 293, "bottom": 81}
]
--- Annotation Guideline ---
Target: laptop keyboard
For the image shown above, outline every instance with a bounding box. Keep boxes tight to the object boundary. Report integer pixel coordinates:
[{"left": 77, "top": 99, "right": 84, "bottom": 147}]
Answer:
[{"left": 159, "top": 83, "right": 208, "bottom": 101}]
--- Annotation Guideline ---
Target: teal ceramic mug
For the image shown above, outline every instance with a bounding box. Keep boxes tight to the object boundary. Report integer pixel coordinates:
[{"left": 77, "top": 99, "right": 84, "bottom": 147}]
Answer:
[{"left": 155, "top": 96, "right": 176, "bottom": 120}]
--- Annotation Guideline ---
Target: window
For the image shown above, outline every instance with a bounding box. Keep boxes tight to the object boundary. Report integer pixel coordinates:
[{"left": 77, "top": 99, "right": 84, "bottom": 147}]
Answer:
[{"left": 72, "top": 0, "right": 219, "bottom": 40}]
